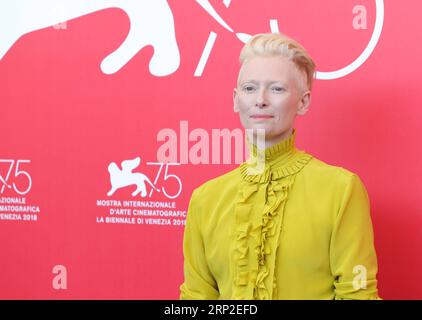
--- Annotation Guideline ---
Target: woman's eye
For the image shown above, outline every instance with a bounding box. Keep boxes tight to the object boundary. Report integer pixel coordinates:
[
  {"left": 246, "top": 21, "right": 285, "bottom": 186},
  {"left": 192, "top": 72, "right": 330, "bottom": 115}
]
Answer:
[
  {"left": 272, "top": 87, "right": 285, "bottom": 92},
  {"left": 243, "top": 86, "right": 255, "bottom": 92}
]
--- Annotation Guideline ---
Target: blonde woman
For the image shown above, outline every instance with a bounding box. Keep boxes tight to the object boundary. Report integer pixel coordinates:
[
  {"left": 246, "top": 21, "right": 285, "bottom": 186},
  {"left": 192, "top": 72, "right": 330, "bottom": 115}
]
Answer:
[{"left": 180, "top": 33, "right": 380, "bottom": 300}]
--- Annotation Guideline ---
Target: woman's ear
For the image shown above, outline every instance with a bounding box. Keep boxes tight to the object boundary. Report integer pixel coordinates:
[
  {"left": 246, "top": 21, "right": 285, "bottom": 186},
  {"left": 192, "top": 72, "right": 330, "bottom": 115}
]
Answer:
[
  {"left": 233, "top": 88, "right": 239, "bottom": 112},
  {"left": 297, "top": 91, "right": 311, "bottom": 115}
]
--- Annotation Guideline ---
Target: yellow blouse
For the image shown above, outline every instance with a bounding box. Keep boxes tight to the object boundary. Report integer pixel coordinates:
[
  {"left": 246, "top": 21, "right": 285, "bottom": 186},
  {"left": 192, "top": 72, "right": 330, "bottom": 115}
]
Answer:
[{"left": 180, "top": 129, "right": 380, "bottom": 300}]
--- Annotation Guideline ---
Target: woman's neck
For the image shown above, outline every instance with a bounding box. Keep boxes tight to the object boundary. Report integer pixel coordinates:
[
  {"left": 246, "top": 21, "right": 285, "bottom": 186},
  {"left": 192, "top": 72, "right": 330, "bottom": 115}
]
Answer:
[{"left": 247, "top": 127, "right": 294, "bottom": 149}]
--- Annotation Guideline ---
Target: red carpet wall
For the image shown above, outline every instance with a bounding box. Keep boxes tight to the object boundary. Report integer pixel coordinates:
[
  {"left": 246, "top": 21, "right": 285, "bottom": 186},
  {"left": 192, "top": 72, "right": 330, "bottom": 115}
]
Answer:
[{"left": 1, "top": 0, "right": 421, "bottom": 299}]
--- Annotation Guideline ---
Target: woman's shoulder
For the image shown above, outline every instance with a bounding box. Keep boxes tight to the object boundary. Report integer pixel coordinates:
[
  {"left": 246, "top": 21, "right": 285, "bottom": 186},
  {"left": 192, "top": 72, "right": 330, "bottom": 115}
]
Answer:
[{"left": 302, "top": 155, "right": 365, "bottom": 189}]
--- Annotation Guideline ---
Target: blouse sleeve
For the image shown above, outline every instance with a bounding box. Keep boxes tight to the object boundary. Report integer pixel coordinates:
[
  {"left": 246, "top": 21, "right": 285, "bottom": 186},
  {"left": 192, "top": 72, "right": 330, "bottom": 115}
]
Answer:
[
  {"left": 179, "top": 188, "right": 220, "bottom": 299},
  {"left": 330, "top": 173, "right": 381, "bottom": 300}
]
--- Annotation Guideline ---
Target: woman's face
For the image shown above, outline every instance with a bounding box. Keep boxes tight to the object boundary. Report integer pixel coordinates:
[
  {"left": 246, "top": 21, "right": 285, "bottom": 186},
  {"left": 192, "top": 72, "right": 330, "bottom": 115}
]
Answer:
[{"left": 233, "top": 55, "right": 310, "bottom": 146}]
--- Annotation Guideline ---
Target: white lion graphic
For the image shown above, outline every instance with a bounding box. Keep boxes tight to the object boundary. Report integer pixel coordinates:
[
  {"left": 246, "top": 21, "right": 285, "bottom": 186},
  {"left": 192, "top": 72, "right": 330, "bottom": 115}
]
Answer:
[
  {"left": 0, "top": 0, "right": 180, "bottom": 75},
  {"left": 107, "top": 157, "right": 159, "bottom": 197}
]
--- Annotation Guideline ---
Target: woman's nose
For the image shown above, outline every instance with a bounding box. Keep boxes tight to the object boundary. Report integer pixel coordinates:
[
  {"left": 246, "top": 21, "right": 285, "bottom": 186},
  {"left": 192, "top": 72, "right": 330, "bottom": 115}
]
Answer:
[{"left": 255, "top": 89, "right": 268, "bottom": 108}]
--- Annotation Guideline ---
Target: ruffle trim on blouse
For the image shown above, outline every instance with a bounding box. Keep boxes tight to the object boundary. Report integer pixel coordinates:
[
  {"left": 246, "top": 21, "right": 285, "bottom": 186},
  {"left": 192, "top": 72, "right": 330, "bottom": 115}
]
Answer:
[
  {"left": 233, "top": 148, "right": 313, "bottom": 299},
  {"left": 232, "top": 174, "right": 304, "bottom": 299},
  {"left": 253, "top": 178, "right": 291, "bottom": 300},
  {"left": 239, "top": 151, "right": 313, "bottom": 183},
  {"left": 247, "top": 128, "right": 297, "bottom": 160},
  {"left": 232, "top": 184, "right": 257, "bottom": 299}
]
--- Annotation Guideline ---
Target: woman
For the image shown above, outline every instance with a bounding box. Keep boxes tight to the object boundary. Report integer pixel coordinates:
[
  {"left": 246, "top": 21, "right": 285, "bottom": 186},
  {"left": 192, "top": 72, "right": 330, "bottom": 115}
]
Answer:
[{"left": 180, "top": 33, "right": 380, "bottom": 300}]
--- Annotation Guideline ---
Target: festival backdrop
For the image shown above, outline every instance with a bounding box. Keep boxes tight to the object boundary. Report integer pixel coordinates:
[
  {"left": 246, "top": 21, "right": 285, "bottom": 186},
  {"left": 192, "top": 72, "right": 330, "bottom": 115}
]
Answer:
[{"left": 0, "top": 0, "right": 421, "bottom": 299}]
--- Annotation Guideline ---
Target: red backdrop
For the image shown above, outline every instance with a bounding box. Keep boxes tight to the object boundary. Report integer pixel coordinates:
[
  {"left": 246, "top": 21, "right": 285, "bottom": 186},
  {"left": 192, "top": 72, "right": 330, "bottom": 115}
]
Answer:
[{"left": 0, "top": 0, "right": 421, "bottom": 299}]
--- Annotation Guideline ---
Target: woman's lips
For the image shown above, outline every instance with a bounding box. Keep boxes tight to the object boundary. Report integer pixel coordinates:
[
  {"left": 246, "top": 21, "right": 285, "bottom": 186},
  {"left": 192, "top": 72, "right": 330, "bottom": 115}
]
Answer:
[{"left": 250, "top": 114, "right": 274, "bottom": 119}]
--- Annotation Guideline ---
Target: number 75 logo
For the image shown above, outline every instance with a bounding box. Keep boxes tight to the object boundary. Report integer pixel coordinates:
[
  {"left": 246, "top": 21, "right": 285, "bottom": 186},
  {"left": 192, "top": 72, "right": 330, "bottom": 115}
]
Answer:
[{"left": 0, "top": 159, "right": 32, "bottom": 195}]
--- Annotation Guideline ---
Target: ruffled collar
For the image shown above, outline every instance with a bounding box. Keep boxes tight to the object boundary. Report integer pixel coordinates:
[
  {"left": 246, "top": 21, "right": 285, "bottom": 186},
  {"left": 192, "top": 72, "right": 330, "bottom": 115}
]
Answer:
[{"left": 240, "top": 128, "right": 313, "bottom": 182}]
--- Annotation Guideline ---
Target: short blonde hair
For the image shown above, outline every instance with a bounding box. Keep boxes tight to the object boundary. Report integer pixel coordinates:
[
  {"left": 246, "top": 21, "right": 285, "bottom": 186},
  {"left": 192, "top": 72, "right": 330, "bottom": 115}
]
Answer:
[{"left": 238, "top": 33, "right": 316, "bottom": 92}]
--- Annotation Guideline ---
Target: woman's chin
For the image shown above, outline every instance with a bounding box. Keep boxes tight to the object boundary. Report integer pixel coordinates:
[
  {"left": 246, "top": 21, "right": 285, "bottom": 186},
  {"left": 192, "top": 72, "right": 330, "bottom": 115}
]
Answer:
[{"left": 246, "top": 123, "right": 272, "bottom": 131}]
